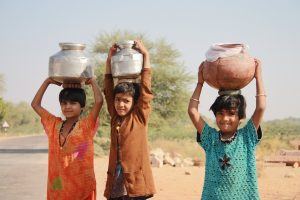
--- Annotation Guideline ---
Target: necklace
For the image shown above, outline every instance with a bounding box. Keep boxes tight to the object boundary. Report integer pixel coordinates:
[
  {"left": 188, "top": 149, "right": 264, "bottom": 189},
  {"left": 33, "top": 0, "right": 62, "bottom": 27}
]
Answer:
[
  {"left": 59, "top": 120, "right": 77, "bottom": 149},
  {"left": 219, "top": 131, "right": 237, "bottom": 144}
]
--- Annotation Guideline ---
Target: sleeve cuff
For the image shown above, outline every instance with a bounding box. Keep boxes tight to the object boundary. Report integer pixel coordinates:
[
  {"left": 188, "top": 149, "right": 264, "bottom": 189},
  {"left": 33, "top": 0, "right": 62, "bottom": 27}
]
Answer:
[
  {"left": 105, "top": 74, "right": 113, "bottom": 79},
  {"left": 257, "top": 126, "right": 263, "bottom": 140},
  {"left": 196, "top": 131, "right": 201, "bottom": 143},
  {"left": 141, "top": 68, "right": 151, "bottom": 73}
]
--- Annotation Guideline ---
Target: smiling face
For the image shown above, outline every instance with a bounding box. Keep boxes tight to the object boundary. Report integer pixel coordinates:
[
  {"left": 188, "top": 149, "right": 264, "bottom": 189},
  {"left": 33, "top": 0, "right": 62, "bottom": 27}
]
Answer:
[
  {"left": 215, "top": 108, "right": 240, "bottom": 135},
  {"left": 114, "top": 93, "right": 134, "bottom": 117},
  {"left": 59, "top": 88, "right": 86, "bottom": 119},
  {"left": 60, "top": 100, "right": 82, "bottom": 119}
]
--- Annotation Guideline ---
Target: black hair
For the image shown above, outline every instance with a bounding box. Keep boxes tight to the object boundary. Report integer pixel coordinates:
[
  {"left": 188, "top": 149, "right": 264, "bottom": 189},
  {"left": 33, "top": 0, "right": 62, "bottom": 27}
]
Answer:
[
  {"left": 59, "top": 88, "right": 86, "bottom": 108},
  {"left": 210, "top": 94, "right": 246, "bottom": 119},
  {"left": 113, "top": 82, "right": 140, "bottom": 103}
]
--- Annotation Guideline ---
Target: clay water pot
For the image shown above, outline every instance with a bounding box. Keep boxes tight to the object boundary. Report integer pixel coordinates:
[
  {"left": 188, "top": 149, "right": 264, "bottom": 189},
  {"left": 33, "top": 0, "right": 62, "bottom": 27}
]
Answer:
[{"left": 202, "top": 44, "right": 256, "bottom": 90}]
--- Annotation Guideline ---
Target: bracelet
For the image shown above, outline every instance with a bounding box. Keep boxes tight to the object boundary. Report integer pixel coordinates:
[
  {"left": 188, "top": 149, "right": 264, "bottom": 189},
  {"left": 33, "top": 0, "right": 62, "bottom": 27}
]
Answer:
[
  {"left": 190, "top": 98, "right": 200, "bottom": 102},
  {"left": 197, "top": 82, "right": 204, "bottom": 86},
  {"left": 255, "top": 94, "right": 267, "bottom": 97}
]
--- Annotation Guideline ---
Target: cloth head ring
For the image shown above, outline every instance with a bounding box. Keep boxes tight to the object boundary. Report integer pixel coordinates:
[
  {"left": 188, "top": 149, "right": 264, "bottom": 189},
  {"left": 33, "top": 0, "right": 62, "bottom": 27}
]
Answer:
[{"left": 218, "top": 89, "right": 241, "bottom": 96}]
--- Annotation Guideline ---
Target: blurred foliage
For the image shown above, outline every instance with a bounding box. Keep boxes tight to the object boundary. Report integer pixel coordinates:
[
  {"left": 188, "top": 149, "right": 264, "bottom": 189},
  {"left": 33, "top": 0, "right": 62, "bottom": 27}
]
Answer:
[
  {"left": 262, "top": 118, "right": 300, "bottom": 138},
  {"left": 0, "top": 98, "right": 6, "bottom": 122},
  {"left": 0, "top": 74, "right": 5, "bottom": 96},
  {"left": 1, "top": 32, "right": 299, "bottom": 159},
  {"left": 87, "top": 30, "right": 194, "bottom": 139},
  {"left": 1, "top": 101, "right": 43, "bottom": 134},
  {"left": 0, "top": 74, "right": 6, "bottom": 122}
]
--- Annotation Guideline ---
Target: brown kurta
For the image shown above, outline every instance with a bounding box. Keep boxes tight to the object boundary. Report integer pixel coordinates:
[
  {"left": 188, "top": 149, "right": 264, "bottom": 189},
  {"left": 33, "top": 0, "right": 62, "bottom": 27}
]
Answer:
[{"left": 103, "top": 68, "right": 156, "bottom": 198}]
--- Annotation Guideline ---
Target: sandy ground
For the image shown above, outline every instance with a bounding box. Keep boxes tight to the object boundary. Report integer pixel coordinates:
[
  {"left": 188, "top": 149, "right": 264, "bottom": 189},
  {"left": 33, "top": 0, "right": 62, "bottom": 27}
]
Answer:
[
  {"left": 0, "top": 136, "right": 299, "bottom": 200},
  {"left": 95, "top": 157, "right": 300, "bottom": 200}
]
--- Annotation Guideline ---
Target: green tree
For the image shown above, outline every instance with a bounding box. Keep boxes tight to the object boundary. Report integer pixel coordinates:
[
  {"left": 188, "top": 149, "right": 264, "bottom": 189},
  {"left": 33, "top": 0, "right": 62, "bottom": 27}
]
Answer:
[
  {"left": 89, "top": 30, "right": 194, "bottom": 139},
  {"left": 0, "top": 74, "right": 5, "bottom": 96},
  {"left": 4, "top": 101, "right": 42, "bottom": 134},
  {"left": 0, "top": 98, "right": 6, "bottom": 122},
  {"left": 0, "top": 74, "right": 6, "bottom": 121}
]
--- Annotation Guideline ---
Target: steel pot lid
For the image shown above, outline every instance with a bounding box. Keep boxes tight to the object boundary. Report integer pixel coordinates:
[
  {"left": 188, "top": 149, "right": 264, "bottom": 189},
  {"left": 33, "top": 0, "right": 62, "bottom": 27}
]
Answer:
[
  {"left": 116, "top": 40, "right": 134, "bottom": 49},
  {"left": 59, "top": 43, "right": 86, "bottom": 50}
]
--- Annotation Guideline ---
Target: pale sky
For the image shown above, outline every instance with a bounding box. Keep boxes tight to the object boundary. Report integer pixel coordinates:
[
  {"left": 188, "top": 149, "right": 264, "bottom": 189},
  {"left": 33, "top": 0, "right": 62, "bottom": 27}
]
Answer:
[{"left": 0, "top": 0, "right": 299, "bottom": 120}]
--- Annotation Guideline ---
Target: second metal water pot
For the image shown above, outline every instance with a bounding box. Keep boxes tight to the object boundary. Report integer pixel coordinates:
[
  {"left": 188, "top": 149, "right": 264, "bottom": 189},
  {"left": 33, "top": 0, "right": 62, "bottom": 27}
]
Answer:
[
  {"left": 111, "top": 40, "right": 143, "bottom": 78},
  {"left": 49, "top": 43, "right": 94, "bottom": 83}
]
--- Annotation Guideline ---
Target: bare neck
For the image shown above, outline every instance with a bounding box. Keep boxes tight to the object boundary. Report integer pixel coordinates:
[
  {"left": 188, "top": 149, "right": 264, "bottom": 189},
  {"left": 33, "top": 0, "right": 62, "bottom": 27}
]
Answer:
[{"left": 65, "top": 116, "right": 79, "bottom": 124}]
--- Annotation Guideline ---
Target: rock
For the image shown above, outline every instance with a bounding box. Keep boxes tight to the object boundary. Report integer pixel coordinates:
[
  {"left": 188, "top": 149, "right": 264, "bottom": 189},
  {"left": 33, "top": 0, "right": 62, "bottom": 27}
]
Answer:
[
  {"left": 150, "top": 148, "right": 164, "bottom": 168},
  {"left": 150, "top": 148, "right": 164, "bottom": 160},
  {"left": 185, "top": 171, "right": 191, "bottom": 175},
  {"left": 284, "top": 172, "right": 295, "bottom": 178},
  {"left": 171, "top": 152, "right": 182, "bottom": 158},
  {"left": 183, "top": 157, "right": 194, "bottom": 167},
  {"left": 150, "top": 155, "right": 163, "bottom": 168},
  {"left": 164, "top": 153, "right": 175, "bottom": 167},
  {"left": 193, "top": 157, "right": 202, "bottom": 167},
  {"left": 173, "top": 157, "right": 183, "bottom": 167},
  {"left": 293, "top": 162, "right": 299, "bottom": 168}
]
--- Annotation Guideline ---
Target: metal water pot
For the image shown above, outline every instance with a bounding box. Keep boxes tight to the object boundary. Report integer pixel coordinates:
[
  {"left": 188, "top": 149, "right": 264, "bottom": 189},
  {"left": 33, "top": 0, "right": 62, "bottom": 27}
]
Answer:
[
  {"left": 111, "top": 40, "right": 143, "bottom": 78},
  {"left": 49, "top": 43, "right": 93, "bottom": 83}
]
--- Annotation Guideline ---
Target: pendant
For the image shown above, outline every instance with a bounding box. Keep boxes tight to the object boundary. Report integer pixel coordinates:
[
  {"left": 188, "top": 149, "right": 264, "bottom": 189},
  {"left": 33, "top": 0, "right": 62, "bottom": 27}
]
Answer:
[{"left": 219, "top": 154, "right": 231, "bottom": 170}]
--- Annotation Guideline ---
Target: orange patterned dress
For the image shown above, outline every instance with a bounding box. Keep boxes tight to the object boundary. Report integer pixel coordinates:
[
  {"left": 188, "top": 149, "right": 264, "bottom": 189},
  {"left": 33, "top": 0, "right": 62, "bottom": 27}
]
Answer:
[{"left": 40, "top": 109, "right": 98, "bottom": 200}]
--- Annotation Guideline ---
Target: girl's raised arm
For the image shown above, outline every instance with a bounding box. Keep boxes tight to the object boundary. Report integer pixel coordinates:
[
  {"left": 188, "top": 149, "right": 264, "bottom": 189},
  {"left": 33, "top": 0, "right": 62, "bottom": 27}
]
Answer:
[
  {"left": 104, "top": 44, "right": 118, "bottom": 117},
  {"left": 134, "top": 40, "right": 153, "bottom": 121},
  {"left": 188, "top": 62, "right": 206, "bottom": 134},
  {"left": 251, "top": 59, "right": 266, "bottom": 129},
  {"left": 86, "top": 78, "right": 103, "bottom": 122},
  {"left": 31, "top": 78, "right": 61, "bottom": 117}
]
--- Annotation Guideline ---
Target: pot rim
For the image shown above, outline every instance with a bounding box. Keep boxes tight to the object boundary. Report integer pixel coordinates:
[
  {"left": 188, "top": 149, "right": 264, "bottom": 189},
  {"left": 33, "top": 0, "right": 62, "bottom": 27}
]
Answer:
[
  {"left": 116, "top": 40, "right": 134, "bottom": 48},
  {"left": 59, "top": 43, "right": 86, "bottom": 50},
  {"left": 211, "top": 43, "right": 248, "bottom": 50}
]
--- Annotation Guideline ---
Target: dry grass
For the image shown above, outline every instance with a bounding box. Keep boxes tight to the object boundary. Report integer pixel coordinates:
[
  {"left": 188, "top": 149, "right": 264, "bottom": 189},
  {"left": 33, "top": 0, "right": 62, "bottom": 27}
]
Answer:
[
  {"left": 150, "top": 139, "right": 205, "bottom": 160},
  {"left": 256, "top": 136, "right": 295, "bottom": 160}
]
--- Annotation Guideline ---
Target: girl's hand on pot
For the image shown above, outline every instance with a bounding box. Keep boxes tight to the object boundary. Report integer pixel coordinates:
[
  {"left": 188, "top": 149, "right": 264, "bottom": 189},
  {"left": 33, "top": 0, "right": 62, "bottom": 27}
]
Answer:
[
  {"left": 85, "top": 77, "right": 97, "bottom": 85},
  {"left": 254, "top": 59, "right": 262, "bottom": 79},
  {"left": 133, "top": 40, "right": 149, "bottom": 56},
  {"left": 198, "top": 62, "right": 205, "bottom": 85},
  {"left": 45, "top": 78, "right": 62, "bottom": 86},
  {"left": 108, "top": 44, "right": 118, "bottom": 59}
]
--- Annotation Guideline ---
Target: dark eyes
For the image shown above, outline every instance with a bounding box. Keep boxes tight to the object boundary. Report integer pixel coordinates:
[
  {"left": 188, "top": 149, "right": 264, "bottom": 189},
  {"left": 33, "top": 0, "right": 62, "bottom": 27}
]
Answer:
[
  {"left": 60, "top": 101, "right": 67, "bottom": 105},
  {"left": 216, "top": 111, "right": 237, "bottom": 116},
  {"left": 115, "top": 98, "right": 130, "bottom": 103},
  {"left": 60, "top": 101, "right": 77, "bottom": 105}
]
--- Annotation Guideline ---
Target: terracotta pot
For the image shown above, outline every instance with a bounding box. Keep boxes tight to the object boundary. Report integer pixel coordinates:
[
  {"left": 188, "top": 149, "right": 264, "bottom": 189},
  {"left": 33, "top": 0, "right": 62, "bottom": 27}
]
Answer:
[{"left": 203, "top": 52, "right": 256, "bottom": 90}]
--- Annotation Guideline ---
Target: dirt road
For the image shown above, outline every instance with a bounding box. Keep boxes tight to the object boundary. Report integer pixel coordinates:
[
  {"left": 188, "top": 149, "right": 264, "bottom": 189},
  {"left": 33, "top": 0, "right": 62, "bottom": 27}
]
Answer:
[{"left": 1, "top": 135, "right": 299, "bottom": 200}]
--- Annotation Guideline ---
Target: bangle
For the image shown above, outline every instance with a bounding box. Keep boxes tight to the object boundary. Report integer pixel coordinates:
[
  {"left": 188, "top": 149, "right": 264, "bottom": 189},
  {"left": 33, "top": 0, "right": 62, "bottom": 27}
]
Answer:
[
  {"left": 255, "top": 94, "right": 267, "bottom": 97},
  {"left": 190, "top": 98, "right": 200, "bottom": 102}
]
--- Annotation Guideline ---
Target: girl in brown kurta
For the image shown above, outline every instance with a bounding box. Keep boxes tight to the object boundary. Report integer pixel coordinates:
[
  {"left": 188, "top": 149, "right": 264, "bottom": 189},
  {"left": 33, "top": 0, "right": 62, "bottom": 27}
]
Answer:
[{"left": 103, "top": 40, "right": 156, "bottom": 200}]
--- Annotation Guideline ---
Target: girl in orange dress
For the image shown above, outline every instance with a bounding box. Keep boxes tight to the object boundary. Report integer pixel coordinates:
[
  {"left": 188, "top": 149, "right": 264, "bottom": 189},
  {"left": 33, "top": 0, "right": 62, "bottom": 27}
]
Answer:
[{"left": 31, "top": 78, "right": 103, "bottom": 200}]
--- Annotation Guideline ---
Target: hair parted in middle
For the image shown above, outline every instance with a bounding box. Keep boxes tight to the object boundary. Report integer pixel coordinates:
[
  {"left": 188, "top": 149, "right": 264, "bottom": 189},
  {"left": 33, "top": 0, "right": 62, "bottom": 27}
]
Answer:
[{"left": 210, "top": 94, "right": 247, "bottom": 119}]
